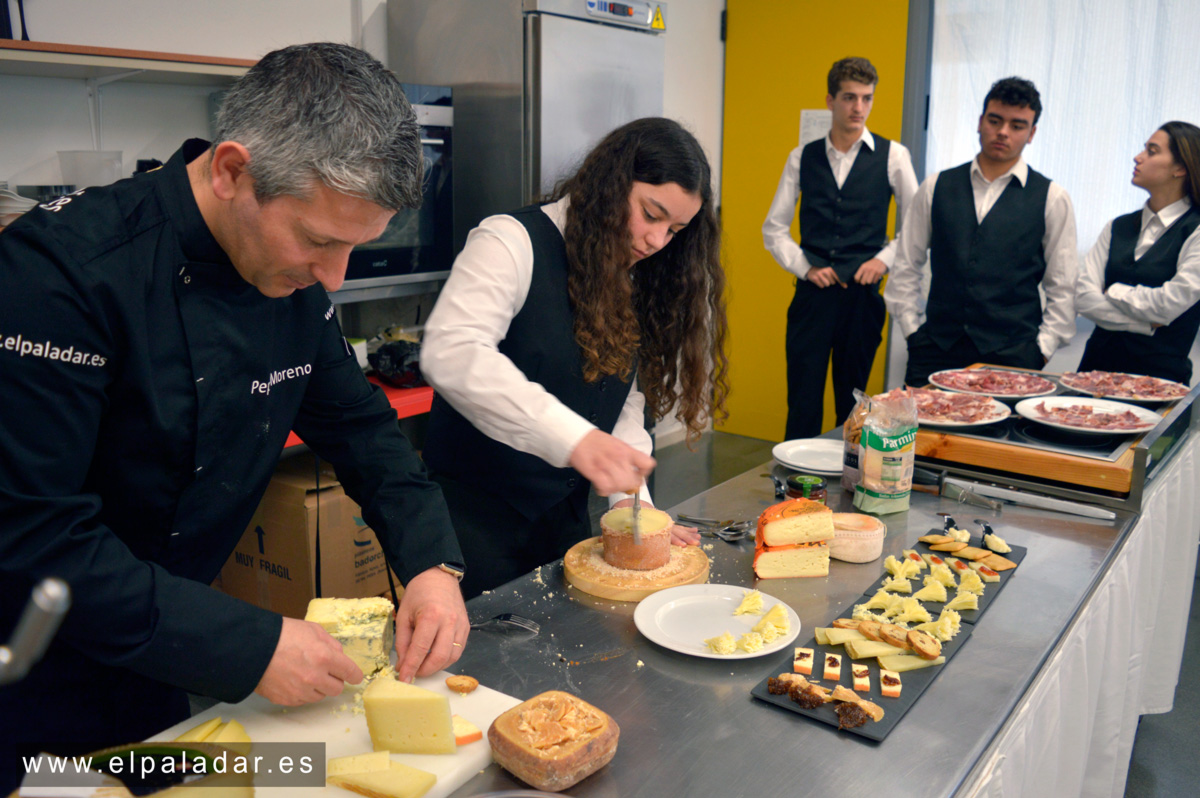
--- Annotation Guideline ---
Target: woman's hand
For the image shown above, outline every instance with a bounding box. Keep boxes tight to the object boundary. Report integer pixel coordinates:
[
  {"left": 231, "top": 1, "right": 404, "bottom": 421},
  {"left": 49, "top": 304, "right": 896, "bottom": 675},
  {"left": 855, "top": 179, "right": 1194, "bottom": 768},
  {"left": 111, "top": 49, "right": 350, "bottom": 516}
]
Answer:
[
  {"left": 669, "top": 524, "right": 701, "bottom": 547},
  {"left": 568, "top": 429, "right": 656, "bottom": 496}
]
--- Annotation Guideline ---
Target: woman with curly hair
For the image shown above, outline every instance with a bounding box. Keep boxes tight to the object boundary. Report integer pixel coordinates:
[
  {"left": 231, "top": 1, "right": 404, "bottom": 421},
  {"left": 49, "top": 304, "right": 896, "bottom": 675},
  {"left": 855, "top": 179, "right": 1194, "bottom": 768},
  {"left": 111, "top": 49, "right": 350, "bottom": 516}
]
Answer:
[
  {"left": 1076, "top": 121, "right": 1200, "bottom": 384},
  {"left": 420, "top": 117, "right": 729, "bottom": 598}
]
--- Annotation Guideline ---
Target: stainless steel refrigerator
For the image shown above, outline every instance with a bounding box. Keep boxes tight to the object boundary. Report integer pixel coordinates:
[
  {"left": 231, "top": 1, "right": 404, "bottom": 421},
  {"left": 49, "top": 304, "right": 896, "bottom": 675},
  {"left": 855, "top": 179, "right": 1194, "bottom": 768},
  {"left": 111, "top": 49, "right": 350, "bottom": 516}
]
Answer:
[{"left": 388, "top": 0, "right": 668, "bottom": 250}]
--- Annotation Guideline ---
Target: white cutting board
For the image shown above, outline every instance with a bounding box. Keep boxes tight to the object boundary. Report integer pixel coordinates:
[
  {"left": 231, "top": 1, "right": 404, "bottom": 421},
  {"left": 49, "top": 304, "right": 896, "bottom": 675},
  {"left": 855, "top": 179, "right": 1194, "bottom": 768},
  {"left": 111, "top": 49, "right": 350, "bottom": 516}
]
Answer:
[{"left": 151, "top": 671, "right": 522, "bottom": 798}]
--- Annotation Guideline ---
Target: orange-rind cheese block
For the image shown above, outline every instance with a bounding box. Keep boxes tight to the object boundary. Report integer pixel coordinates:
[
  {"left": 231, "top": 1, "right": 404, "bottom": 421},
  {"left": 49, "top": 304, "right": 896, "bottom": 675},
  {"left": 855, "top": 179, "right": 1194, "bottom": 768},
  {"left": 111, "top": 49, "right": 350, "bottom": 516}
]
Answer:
[
  {"left": 757, "top": 498, "right": 834, "bottom": 546},
  {"left": 753, "top": 538, "right": 830, "bottom": 579}
]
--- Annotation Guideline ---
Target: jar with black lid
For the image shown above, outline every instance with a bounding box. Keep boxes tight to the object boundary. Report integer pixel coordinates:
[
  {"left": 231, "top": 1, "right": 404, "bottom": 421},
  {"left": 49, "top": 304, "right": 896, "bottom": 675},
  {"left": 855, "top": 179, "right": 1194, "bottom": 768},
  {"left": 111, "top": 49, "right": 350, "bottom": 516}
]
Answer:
[{"left": 786, "top": 474, "right": 828, "bottom": 504}]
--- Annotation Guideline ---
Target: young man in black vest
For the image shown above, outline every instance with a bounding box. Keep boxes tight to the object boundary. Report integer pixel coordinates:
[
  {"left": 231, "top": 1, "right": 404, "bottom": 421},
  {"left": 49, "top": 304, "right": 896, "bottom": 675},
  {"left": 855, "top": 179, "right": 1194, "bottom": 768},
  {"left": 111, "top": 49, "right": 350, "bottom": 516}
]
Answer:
[
  {"left": 764, "top": 57, "right": 918, "bottom": 440},
  {"left": 884, "top": 76, "right": 1078, "bottom": 387}
]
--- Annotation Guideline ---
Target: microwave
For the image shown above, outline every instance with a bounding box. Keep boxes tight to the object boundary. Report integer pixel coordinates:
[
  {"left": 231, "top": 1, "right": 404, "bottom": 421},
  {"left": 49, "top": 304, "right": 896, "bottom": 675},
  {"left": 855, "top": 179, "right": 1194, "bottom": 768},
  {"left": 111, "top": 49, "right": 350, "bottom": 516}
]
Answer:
[{"left": 335, "top": 84, "right": 454, "bottom": 303}]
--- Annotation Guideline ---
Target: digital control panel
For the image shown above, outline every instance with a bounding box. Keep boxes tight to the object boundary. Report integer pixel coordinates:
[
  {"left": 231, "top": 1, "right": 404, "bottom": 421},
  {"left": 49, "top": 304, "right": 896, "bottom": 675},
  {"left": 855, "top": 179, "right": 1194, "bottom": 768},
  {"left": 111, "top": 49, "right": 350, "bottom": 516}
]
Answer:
[{"left": 584, "top": 0, "right": 666, "bottom": 30}]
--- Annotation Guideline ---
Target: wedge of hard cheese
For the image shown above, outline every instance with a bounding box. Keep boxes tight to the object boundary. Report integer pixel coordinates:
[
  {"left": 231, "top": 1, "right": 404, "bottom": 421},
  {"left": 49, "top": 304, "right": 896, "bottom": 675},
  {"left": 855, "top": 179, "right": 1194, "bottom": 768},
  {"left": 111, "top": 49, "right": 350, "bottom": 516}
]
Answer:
[
  {"left": 327, "top": 761, "right": 436, "bottom": 798},
  {"left": 364, "top": 677, "right": 455, "bottom": 754},
  {"left": 757, "top": 498, "right": 834, "bottom": 546}
]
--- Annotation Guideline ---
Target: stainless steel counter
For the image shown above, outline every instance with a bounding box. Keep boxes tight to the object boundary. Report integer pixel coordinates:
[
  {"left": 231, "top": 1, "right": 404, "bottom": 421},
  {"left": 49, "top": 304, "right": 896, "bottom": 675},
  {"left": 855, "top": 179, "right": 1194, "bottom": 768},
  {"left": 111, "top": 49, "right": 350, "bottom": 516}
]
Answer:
[{"left": 448, "top": 466, "right": 1137, "bottom": 797}]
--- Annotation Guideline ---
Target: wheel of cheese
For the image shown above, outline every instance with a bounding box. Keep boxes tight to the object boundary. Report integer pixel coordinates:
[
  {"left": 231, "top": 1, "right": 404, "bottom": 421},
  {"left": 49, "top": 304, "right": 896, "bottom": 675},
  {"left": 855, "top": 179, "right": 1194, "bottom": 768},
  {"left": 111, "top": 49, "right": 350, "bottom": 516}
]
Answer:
[{"left": 600, "top": 506, "right": 672, "bottom": 570}]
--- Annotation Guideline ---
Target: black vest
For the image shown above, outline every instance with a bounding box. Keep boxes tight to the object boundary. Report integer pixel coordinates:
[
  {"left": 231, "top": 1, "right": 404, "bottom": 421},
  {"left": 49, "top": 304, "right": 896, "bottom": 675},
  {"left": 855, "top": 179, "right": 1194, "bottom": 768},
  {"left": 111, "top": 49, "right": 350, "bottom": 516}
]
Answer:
[
  {"left": 423, "top": 205, "right": 634, "bottom": 520},
  {"left": 799, "top": 135, "right": 893, "bottom": 282},
  {"left": 1080, "top": 206, "right": 1200, "bottom": 384},
  {"left": 924, "top": 161, "right": 1051, "bottom": 352}
]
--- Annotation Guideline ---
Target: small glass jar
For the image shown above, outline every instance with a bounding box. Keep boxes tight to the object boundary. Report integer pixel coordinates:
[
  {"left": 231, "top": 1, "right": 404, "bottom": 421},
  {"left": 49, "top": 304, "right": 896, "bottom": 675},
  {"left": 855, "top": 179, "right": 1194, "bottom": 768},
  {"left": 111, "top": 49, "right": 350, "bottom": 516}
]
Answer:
[{"left": 786, "top": 474, "right": 828, "bottom": 504}]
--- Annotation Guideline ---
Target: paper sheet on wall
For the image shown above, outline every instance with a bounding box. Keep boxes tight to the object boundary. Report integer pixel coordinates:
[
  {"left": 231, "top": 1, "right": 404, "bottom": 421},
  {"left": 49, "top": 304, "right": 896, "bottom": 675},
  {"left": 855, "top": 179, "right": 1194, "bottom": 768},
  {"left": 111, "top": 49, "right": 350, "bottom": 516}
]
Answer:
[{"left": 800, "top": 109, "right": 832, "bottom": 147}]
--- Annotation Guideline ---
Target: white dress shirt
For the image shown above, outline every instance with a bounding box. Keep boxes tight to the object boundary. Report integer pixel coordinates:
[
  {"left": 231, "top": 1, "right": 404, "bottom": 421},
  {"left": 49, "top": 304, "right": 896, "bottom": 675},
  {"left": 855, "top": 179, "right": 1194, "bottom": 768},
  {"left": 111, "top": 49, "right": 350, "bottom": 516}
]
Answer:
[
  {"left": 1076, "top": 197, "right": 1200, "bottom": 334},
  {"left": 420, "top": 196, "right": 653, "bottom": 505},
  {"left": 883, "top": 156, "right": 1079, "bottom": 359},
  {"left": 762, "top": 128, "right": 920, "bottom": 280}
]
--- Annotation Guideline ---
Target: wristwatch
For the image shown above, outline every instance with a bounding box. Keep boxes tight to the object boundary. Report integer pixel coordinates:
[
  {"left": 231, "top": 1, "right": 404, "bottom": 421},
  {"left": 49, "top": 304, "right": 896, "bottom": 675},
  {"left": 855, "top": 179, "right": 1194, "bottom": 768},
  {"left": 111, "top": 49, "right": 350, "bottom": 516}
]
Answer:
[{"left": 436, "top": 562, "right": 466, "bottom": 582}]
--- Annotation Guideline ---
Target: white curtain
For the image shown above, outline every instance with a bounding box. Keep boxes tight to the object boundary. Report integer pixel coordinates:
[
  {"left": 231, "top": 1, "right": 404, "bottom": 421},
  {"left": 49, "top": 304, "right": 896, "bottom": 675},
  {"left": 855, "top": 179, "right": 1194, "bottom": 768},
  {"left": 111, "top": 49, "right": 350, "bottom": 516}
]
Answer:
[{"left": 928, "top": 0, "right": 1200, "bottom": 253}]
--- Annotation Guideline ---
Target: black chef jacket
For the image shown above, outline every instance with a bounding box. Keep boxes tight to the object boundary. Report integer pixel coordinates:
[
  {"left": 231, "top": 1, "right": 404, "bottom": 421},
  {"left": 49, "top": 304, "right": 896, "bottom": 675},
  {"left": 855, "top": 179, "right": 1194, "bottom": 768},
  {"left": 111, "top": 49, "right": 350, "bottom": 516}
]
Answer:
[{"left": 0, "top": 141, "right": 462, "bottom": 749}]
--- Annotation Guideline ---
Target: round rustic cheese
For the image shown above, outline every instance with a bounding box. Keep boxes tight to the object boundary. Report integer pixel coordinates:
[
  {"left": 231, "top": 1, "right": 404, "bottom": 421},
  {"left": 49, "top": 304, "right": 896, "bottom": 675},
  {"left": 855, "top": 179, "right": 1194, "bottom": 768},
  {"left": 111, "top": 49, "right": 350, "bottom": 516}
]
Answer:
[{"left": 600, "top": 506, "right": 672, "bottom": 571}]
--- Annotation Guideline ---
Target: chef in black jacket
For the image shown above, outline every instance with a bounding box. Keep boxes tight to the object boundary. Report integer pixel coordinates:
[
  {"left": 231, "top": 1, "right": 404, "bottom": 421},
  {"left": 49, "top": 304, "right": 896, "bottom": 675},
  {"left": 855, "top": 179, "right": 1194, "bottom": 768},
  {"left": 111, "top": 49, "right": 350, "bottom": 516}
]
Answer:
[
  {"left": 0, "top": 43, "right": 467, "bottom": 790},
  {"left": 1076, "top": 121, "right": 1200, "bottom": 384}
]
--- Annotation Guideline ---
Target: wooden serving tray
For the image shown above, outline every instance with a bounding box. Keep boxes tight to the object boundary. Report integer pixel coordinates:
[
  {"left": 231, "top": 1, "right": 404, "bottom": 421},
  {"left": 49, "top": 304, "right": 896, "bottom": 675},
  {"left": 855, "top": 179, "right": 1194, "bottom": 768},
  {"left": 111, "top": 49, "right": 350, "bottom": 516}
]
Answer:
[
  {"left": 564, "top": 536, "right": 709, "bottom": 601},
  {"left": 914, "top": 429, "right": 1136, "bottom": 492}
]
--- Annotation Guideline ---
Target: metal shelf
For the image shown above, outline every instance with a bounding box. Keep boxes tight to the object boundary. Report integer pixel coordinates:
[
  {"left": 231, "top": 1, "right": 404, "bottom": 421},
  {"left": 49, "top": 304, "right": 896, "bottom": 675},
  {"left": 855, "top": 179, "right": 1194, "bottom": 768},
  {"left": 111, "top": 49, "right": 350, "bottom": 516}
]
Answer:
[{"left": 0, "top": 39, "right": 252, "bottom": 85}]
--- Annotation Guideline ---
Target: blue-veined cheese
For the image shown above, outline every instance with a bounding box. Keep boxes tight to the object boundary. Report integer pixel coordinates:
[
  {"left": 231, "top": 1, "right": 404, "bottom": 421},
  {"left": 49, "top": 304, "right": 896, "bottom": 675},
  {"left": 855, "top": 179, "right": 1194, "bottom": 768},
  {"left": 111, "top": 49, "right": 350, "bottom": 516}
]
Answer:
[{"left": 305, "top": 596, "right": 395, "bottom": 677}]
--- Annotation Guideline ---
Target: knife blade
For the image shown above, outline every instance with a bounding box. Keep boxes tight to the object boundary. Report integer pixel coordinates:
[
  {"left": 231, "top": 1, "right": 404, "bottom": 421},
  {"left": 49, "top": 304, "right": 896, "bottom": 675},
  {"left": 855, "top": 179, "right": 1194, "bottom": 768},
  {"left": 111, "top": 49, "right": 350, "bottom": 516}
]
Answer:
[
  {"left": 942, "top": 477, "right": 1117, "bottom": 520},
  {"left": 631, "top": 491, "right": 642, "bottom": 546}
]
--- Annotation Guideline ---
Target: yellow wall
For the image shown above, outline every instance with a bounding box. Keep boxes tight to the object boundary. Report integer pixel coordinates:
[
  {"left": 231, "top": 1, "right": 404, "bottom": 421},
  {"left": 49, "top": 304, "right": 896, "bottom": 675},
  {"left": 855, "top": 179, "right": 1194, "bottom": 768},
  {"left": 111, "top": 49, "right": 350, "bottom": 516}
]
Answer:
[{"left": 718, "top": 0, "right": 910, "bottom": 441}]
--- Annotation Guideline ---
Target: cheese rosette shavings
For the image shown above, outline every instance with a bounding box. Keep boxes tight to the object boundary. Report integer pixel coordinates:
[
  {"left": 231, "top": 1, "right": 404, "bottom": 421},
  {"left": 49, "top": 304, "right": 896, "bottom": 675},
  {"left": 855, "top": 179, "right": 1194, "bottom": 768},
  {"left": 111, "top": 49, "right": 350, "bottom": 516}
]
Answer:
[
  {"left": 893, "top": 598, "right": 932, "bottom": 625},
  {"left": 884, "top": 555, "right": 922, "bottom": 580},
  {"left": 733, "top": 590, "right": 765, "bottom": 615},
  {"left": 853, "top": 388, "right": 917, "bottom": 515},
  {"left": 751, "top": 602, "right": 791, "bottom": 643},
  {"left": 738, "top": 632, "right": 765, "bottom": 653},
  {"left": 704, "top": 631, "right": 737, "bottom": 654}
]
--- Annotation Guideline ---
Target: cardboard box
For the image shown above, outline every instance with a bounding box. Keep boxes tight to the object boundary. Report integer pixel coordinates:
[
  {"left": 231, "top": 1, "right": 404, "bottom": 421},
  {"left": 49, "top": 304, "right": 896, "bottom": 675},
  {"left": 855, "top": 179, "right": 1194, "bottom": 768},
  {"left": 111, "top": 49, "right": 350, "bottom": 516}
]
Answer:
[{"left": 219, "top": 455, "right": 401, "bottom": 619}]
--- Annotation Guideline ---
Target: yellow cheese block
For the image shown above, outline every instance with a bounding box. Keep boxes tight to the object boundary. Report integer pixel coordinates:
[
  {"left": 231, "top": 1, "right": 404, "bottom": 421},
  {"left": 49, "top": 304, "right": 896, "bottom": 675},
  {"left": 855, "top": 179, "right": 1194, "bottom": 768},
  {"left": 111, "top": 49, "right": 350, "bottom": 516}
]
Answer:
[
  {"left": 208, "top": 719, "right": 250, "bottom": 744},
  {"left": 306, "top": 597, "right": 396, "bottom": 677},
  {"left": 328, "top": 750, "right": 391, "bottom": 776},
  {"left": 173, "top": 716, "right": 222, "bottom": 742},
  {"left": 327, "top": 761, "right": 437, "bottom": 798},
  {"left": 877, "top": 653, "right": 946, "bottom": 672},
  {"left": 843, "top": 638, "right": 908, "bottom": 660},
  {"left": 364, "top": 678, "right": 455, "bottom": 754}
]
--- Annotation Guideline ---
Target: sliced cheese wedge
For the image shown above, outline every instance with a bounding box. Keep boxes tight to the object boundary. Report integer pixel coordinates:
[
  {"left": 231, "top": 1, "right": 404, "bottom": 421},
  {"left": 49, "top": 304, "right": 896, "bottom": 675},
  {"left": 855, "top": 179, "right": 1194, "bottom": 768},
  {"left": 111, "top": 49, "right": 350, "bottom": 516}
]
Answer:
[
  {"left": 327, "top": 761, "right": 436, "bottom": 798},
  {"left": 877, "top": 653, "right": 946, "bottom": 672},
  {"left": 844, "top": 638, "right": 908, "bottom": 660},
  {"left": 173, "top": 716, "right": 222, "bottom": 743},
  {"left": 328, "top": 751, "right": 391, "bottom": 777}
]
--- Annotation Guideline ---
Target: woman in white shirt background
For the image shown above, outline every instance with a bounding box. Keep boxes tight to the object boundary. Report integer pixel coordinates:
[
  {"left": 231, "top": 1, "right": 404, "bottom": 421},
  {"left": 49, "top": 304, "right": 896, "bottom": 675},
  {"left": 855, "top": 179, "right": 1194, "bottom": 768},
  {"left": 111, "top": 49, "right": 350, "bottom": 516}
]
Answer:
[
  {"left": 419, "top": 118, "right": 730, "bottom": 598},
  {"left": 1075, "top": 121, "right": 1200, "bottom": 384}
]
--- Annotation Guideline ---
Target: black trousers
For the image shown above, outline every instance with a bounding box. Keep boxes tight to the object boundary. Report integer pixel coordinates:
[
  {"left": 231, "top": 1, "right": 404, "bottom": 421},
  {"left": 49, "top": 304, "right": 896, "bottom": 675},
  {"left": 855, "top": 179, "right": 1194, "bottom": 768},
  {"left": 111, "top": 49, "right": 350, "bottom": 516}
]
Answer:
[
  {"left": 430, "top": 471, "right": 593, "bottom": 600},
  {"left": 0, "top": 642, "right": 191, "bottom": 794},
  {"left": 904, "top": 327, "right": 1045, "bottom": 387},
  {"left": 785, "top": 279, "right": 886, "bottom": 440}
]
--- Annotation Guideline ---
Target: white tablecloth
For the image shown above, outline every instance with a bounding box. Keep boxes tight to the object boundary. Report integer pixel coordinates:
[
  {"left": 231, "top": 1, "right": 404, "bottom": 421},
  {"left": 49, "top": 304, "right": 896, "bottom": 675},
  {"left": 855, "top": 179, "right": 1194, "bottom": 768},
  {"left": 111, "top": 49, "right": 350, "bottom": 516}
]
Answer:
[{"left": 964, "top": 429, "right": 1200, "bottom": 797}]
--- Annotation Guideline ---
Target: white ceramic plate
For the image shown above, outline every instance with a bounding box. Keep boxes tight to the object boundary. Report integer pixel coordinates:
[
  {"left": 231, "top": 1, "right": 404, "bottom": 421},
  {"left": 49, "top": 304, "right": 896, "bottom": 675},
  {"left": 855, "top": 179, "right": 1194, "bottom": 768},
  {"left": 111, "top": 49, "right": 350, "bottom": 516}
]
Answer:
[
  {"left": 917, "top": 395, "right": 1011, "bottom": 428},
  {"left": 928, "top": 368, "right": 1057, "bottom": 398},
  {"left": 1059, "top": 371, "right": 1190, "bottom": 403},
  {"left": 633, "top": 584, "right": 801, "bottom": 660},
  {"left": 1014, "top": 396, "right": 1162, "bottom": 435},
  {"left": 772, "top": 438, "right": 843, "bottom": 474}
]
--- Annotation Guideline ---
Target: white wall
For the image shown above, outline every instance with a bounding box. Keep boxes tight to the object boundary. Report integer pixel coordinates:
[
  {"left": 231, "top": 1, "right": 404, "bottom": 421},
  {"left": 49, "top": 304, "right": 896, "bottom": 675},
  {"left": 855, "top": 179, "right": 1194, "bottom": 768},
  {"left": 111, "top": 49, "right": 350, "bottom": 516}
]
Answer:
[{"left": 662, "top": 0, "right": 726, "bottom": 202}]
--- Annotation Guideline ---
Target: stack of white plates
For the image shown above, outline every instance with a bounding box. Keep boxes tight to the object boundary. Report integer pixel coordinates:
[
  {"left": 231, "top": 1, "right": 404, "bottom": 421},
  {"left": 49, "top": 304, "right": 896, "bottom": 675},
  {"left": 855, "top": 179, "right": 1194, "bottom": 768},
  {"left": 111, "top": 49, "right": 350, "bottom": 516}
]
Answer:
[{"left": 0, "top": 185, "right": 38, "bottom": 227}]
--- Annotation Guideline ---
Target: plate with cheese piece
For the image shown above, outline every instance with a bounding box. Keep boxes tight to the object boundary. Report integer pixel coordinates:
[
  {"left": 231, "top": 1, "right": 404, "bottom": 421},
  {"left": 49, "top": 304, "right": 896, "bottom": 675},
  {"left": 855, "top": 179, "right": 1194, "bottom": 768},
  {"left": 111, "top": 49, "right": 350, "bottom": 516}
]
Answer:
[
  {"left": 857, "top": 537, "right": 1027, "bottom": 626},
  {"left": 750, "top": 601, "right": 973, "bottom": 741},
  {"left": 634, "top": 584, "right": 801, "bottom": 659}
]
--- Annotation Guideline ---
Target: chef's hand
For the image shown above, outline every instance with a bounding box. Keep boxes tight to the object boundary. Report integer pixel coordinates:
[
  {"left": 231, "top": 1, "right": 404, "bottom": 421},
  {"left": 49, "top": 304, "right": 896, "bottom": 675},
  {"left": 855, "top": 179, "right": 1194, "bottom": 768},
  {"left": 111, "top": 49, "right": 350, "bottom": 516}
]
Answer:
[
  {"left": 610, "top": 497, "right": 700, "bottom": 547},
  {"left": 255, "top": 617, "right": 364, "bottom": 705},
  {"left": 854, "top": 258, "right": 887, "bottom": 285},
  {"left": 806, "top": 266, "right": 844, "bottom": 289},
  {"left": 569, "top": 429, "right": 656, "bottom": 497},
  {"left": 394, "top": 566, "right": 469, "bottom": 682}
]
